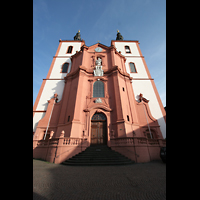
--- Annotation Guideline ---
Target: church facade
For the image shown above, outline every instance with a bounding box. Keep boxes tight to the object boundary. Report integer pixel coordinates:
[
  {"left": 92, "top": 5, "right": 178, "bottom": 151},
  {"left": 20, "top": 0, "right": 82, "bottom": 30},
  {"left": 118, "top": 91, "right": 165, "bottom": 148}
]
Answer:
[{"left": 33, "top": 31, "right": 166, "bottom": 164}]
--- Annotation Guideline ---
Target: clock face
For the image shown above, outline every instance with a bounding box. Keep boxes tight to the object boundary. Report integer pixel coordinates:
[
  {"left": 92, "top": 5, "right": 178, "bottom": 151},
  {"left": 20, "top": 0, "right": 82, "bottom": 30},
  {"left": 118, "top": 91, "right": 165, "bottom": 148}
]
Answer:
[{"left": 95, "top": 47, "right": 103, "bottom": 52}]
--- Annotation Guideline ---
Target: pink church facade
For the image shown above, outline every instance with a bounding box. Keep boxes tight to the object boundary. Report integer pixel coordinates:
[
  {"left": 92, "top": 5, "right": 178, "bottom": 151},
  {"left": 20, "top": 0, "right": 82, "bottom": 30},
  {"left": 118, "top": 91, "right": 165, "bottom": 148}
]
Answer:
[{"left": 33, "top": 31, "right": 166, "bottom": 164}]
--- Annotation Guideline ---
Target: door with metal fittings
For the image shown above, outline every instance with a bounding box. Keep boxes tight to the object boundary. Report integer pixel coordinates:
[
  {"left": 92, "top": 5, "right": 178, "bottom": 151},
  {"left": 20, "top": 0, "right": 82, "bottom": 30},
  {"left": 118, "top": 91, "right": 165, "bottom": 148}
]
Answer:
[{"left": 91, "top": 113, "right": 107, "bottom": 145}]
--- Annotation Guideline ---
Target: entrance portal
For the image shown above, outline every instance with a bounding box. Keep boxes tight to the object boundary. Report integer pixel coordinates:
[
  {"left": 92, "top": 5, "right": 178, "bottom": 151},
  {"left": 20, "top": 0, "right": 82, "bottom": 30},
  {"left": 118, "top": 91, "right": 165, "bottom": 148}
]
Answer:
[{"left": 91, "top": 113, "right": 107, "bottom": 145}]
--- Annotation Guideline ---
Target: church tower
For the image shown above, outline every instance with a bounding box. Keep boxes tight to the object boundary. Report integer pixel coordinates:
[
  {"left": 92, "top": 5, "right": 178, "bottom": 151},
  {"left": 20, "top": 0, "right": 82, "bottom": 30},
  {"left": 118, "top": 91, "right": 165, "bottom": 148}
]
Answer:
[
  {"left": 33, "top": 31, "right": 85, "bottom": 135},
  {"left": 33, "top": 31, "right": 166, "bottom": 163}
]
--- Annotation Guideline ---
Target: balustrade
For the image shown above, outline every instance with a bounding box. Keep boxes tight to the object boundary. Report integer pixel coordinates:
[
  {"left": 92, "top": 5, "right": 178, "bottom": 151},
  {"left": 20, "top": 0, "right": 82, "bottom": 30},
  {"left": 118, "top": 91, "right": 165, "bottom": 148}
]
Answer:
[
  {"left": 148, "top": 139, "right": 159, "bottom": 145},
  {"left": 49, "top": 138, "right": 59, "bottom": 145},
  {"left": 137, "top": 137, "right": 147, "bottom": 144},
  {"left": 63, "top": 138, "right": 82, "bottom": 145},
  {"left": 110, "top": 137, "right": 165, "bottom": 147},
  {"left": 34, "top": 137, "right": 86, "bottom": 148},
  {"left": 110, "top": 137, "right": 134, "bottom": 146}
]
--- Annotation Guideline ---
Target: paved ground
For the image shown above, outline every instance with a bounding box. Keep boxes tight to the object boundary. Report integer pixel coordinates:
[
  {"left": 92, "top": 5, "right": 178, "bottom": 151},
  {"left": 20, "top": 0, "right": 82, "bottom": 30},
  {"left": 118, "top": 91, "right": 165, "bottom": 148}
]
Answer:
[{"left": 33, "top": 159, "right": 166, "bottom": 200}]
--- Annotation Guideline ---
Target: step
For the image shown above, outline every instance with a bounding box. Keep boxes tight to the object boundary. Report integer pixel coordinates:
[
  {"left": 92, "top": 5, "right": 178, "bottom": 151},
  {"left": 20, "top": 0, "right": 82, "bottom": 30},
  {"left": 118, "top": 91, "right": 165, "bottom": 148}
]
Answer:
[
  {"left": 82, "top": 151, "right": 117, "bottom": 154},
  {"left": 73, "top": 154, "right": 128, "bottom": 159},
  {"left": 62, "top": 159, "right": 134, "bottom": 163},
  {"left": 69, "top": 157, "right": 130, "bottom": 161},
  {"left": 78, "top": 149, "right": 122, "bottom": 153},
  {"left": 83, "top": 149, "right": 114, "bottom": 152},
  {"left": 66, "top": 157, "right": 132, "bottom": 163},
  {"left": 68, "top": 157, "right": 131, "bottom": 161},
  {"left": 79, "top": 151, "right": 121, "bottom": 154},
  {"left": 69, "top": 157, "right": 128, "bottom": 160},
  {"left": 62, "top": 160, "right": 135, "bottom": 166},
  {"left": 89, "top": 145, "right": 109, "bottom": 148},
  {"left": 75, "top": 153, "right": 123, "bottom": 157},
  {"left": 70, "top": 156, "right": 127, "bottom": 159}
]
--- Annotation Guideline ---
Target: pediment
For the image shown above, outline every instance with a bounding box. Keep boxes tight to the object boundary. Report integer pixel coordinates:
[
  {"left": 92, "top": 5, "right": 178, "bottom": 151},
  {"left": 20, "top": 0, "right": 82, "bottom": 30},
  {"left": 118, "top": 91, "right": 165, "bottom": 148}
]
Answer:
[{"left": 82, "top": 43, "right": 112, "bottom": 53}]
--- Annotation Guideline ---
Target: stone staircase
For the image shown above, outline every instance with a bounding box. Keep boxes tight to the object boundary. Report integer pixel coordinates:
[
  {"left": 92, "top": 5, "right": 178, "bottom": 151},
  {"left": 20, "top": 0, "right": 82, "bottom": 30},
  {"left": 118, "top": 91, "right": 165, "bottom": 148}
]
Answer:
[{"left": 61, "top": 145, "right": 135, "bottom": 166}]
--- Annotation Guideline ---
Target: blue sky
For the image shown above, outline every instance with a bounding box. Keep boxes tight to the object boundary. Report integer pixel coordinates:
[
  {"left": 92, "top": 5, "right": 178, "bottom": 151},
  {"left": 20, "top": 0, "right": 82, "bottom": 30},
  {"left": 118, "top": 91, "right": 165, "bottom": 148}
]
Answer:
[{"left": 33, "top": 0, "right": 166, "bottom": 107}]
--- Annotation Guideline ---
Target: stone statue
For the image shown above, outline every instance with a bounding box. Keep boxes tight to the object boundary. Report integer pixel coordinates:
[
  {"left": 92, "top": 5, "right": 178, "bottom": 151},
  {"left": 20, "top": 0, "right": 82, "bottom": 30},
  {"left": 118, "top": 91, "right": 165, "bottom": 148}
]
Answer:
[
  {"left": 94, "top": 66, "right": 103, "bottom": 76},
  {"left": 95, "top": 57, "right": 102, "bottom": 66},
  {"left": 94, "top": 58, "right": 104, "bottom": 76}
]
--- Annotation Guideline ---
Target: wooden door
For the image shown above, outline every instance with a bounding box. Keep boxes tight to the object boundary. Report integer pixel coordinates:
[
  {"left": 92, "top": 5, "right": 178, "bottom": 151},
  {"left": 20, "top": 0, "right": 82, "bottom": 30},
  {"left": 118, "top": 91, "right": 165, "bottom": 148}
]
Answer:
[
  {"left": 91, "top": 122, "right": 106, "bottom": 144},
  {"left": 91, "top": 122, "right": 98, "bottom": 144}
]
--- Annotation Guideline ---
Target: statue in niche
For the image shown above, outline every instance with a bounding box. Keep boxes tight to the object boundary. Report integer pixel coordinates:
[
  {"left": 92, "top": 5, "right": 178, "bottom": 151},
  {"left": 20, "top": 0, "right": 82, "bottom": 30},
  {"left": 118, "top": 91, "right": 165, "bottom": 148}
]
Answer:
[
  {"left": 94, "top": 58, "right": 104, "bottom": 76},
  {"left": 95, "top": 57, "right": 102, "bottom": 66}
]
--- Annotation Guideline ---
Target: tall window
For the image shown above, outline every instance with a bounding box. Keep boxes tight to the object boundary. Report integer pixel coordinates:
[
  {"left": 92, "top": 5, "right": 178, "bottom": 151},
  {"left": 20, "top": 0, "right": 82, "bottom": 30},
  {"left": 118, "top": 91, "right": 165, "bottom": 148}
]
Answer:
[
  {"left": 129, "top": 63, "right": 136, "bottom": 73},
  {"left": 125, "top": 45, "right": 131, "bottom": 53},
  {"left": 61, "top": 63, "right": 69, "bottom": 73},
  {"left": 93, "top": 80, "right": 104, "bottom": 97},
  {"left": 67, "top": 46, "right": 73, "bottom": 53}
]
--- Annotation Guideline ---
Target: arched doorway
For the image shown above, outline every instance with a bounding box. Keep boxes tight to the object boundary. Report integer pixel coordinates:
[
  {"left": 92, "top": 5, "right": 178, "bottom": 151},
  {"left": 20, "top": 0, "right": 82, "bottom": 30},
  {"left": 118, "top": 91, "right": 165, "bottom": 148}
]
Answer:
[{"left": 91, "top": 112, "right": 107, "bottom": 145}]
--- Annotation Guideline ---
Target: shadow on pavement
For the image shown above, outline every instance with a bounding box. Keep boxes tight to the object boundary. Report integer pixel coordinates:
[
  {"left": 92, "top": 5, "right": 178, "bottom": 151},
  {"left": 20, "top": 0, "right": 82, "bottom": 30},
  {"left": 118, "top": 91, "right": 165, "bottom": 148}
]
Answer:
[{"left": 33, "top": 159, "right": 166, "bottom": 200}]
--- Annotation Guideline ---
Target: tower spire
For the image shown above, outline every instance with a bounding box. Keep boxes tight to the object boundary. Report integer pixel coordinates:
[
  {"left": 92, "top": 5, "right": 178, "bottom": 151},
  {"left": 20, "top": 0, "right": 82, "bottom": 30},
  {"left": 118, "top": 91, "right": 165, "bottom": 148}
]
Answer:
[
  {"left": 74, "top": 30, "right": 81, "bottom": 41},
  {"left": 116, "top": 30, "right": 123, "bottom": 40}
]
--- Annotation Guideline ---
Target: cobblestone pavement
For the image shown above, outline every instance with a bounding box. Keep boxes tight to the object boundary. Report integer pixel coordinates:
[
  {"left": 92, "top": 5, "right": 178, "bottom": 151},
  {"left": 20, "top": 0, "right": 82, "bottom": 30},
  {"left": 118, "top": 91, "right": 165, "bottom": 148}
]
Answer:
[{"left": 33, "top": 159, "right": 166, "bottom": 200}]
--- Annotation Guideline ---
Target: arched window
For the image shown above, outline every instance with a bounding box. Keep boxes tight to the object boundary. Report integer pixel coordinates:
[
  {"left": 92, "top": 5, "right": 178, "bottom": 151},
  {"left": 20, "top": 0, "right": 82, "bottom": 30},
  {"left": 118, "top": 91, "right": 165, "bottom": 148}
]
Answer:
[
  {"left": 125, "top": 45, "right": 131, "bottom": 53},
  {"left": 66, "top": 46, "right": 73, "bottom": 53},
  {"left": 61, "top": 62, "right": 69, "bottom": 73},
  {"left": 129, "top": 62, "right": 137, "bottom": 73},
  {"left": 92, "top": 113, "right": 106, "bottom": 121},
  {"left": 93, "top": 80, "right": 104, "bottom": 97}
]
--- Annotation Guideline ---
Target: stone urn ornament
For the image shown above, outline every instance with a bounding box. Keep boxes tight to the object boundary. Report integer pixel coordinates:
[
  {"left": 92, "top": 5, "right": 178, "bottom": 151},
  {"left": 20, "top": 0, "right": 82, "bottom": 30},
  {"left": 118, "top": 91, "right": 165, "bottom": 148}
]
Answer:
[
  {"left": 60, "top": 130, "right": 65, "bottom": 138},
  {"left": 49, "top": 131, "right": 54, "bottom": 139}
]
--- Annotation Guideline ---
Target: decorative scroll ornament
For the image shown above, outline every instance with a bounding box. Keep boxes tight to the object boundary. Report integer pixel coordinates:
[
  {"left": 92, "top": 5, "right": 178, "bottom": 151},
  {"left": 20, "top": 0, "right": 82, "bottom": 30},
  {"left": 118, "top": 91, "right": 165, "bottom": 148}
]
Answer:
[
  {"left": 95, "top": 98, "right": 102, "bottom": 103},
  {"left": 138, "top": 93, "right": 149, "bottom": 103}
]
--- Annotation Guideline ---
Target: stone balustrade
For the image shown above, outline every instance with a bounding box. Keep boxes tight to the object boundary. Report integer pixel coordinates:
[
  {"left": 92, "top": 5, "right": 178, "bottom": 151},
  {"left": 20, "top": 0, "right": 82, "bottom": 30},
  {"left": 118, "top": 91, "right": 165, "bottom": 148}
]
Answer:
[
  {"left": 110, "top": 137, "right": 166, "bottom": 147},
  {"left": 33, "top": 137, "right": 87, "bottom": 148}
]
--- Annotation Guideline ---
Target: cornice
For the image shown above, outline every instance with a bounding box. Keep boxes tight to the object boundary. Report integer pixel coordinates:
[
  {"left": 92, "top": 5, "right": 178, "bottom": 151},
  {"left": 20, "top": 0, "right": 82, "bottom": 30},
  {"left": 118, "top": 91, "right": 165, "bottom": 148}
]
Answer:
[
  {"left": 104, "top": 65, "right": 133, "bottom": 80},
  {"left": 111, "top": 40, "right": 139, "bottom": 46},
  {"left": 64, "top": 65, "right": 93, "bottom": 80},
  {"left": 83, "top": 104, "right": 112, "bottom": 112}
]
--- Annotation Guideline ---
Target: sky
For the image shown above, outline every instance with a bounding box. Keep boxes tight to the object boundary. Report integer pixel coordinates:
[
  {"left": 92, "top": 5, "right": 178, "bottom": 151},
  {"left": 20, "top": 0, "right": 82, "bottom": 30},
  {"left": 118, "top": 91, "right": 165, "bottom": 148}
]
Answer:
[{"left": 33, "top": 0, "right": 166, "bottom": 107}]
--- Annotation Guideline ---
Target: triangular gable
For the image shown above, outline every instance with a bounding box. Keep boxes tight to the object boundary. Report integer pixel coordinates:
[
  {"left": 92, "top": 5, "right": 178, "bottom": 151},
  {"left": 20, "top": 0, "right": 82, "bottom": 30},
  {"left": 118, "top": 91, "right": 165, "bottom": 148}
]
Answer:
[{"left": 82, "top": 42, "right": 111, "bottom": 52}]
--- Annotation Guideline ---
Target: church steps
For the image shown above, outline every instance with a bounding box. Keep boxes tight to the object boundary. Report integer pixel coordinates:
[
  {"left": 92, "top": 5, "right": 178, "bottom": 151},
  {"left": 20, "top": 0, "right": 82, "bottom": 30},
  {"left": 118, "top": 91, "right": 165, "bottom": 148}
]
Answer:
[{"left": 61, "top": 145, "right": 135, "bottom": 166}]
